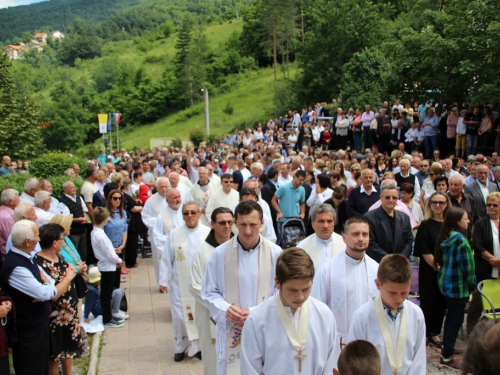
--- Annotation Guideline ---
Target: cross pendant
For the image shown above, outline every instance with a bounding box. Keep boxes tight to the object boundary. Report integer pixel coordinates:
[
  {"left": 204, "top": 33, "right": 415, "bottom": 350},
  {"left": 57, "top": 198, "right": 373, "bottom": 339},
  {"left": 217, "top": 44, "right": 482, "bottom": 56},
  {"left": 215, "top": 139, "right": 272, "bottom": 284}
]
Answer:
[{"left": 295, "top": 350, "right": 307, "bottom": 373}]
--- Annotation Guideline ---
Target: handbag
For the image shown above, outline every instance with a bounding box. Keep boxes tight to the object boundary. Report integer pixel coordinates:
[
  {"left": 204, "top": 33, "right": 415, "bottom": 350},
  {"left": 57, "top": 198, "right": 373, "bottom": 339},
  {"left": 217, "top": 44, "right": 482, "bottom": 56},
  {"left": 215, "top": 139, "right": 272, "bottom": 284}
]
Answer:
[
  {"left": 119, "top": 293, "right": 128, "bottom": 312},
  {"left": 74, "top": 274, "right": 89, "bottom": 299}
]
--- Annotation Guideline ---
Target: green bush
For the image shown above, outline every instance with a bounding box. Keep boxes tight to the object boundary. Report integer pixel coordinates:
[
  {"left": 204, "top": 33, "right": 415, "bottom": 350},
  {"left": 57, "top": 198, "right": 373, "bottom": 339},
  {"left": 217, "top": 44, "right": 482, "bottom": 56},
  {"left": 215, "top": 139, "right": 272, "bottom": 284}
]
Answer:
[
  {"left": 29, "top": 152, "right": 88, "bottom": 178},
  {"left": 47, "top": 176, "right": 84, "bottom": 198},
  {"left": 170, "top": 138, "right": 183, "bottom": 149},
  {"left": 189, "top": 128, "right": 205, "bottom": 147},
  {"left": 0, "top": 174, "right": 82, "bottom": 198},
  {"left": 222, "top": 101, "right": 234, "bottom": 116},
  {"left": 0, "top": 174, "right": 32, "bottom": 194}
]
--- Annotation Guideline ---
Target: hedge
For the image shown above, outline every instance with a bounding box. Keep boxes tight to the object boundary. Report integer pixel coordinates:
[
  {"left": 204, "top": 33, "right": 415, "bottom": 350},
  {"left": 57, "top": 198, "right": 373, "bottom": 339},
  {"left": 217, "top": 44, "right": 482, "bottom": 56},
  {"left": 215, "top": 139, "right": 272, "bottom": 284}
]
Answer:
[{"left": 0, "top": 174, "right": 83, "bottom": 198}]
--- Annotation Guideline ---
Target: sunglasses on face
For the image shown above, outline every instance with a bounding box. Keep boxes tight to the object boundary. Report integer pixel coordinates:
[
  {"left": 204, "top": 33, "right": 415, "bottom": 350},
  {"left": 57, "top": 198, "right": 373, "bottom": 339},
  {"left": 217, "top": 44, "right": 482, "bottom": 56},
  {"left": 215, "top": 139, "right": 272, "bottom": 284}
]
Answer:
[
  {"left": 431, "top": 201, "right": 446, "bottom": 206},
  {"left": 112, "top": 196, "right": 122, "bottom": 201},
  {"left": 183, "top": 211, "right": 199, "bottom": 216},
  {"left": 487, "top": 203, "right": 499, "bottom": 208},
  {"left": 216, "top": 220, "right": 234, "bottom": 226}
]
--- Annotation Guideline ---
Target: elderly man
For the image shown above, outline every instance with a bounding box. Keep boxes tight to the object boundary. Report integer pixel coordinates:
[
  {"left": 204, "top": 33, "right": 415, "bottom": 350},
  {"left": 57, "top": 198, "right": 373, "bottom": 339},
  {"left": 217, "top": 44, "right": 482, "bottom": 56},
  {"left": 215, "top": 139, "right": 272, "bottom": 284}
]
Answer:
[
  {"left": 169, "top": 172, "right": 191, "bottom": 203},
  {"left": 205, "top": 162, "right": 221, "bottom": 190},
  {"left": 154, "top": 189, "right": 183, "bottom": 293},
  {"left": 190, "top": 207, "right": 234, "bottom": 375},
  {"left": 95, "top": 170, "right": 107, "bottom": 197},
  {"left": 0, "top": 221, "right": 75, "bottom": 375},
  {"left": 415, "top": 159, "right": 430, "bottom": 186},
  {"left": 0, "top": 155, "right": 13, "bottom": 176},
  {"left": 142, "top": 160, "right": 156, "bottom": 187},
  {"left": 0, "top": 189, "right": 19, "bottom": 260},
  {"left": 448, "top": 174, "right": 478, "bottom": 238},
  {"left": 364, "top": 181, "right": 413, "bottom": 263},
  {"left": 71, "top": 164, "right": 81, "bottom": 176},
  {"left": 465, "top": 161, "right": 481, "bottom": 185},
  {"left": 59, "top": 181, "right": 88, "bottom": 260},
  {"left": 19, "top": 178, "right": 41, "bottom": 206},
  {"left": 394, "top": 159, "right": 420, "bottom": 203},
  {"left": 464, "top": 164, "right": 498, "bottom": 219},
  {"left": 442, "top": 158, "right": 458, "bottom": 178},
  {"left": 346, "top": 169, "right": 380, "bottom": 217},
  {"left": 201, "top": 201, "right": 282, "bottom": 375},
  {"left": 40, "top": 179, "right": 66, "bottom": 215},
  {"left": 65, "top": 168, "right": 76, "bottom": 177},
  {"left": 297, "top": 204, "right": 345, "bottom": 270},
  {"left": 422, "top": 107, "right": 440, "bottom": 159},
  {"left": 248, "top": 162, "right": 263, "bottom": 183},
  {"left": 34, "top": 191, "right": 54, "bottom": 227},
  {"left": 142, "top": 177, "right": 169, "bottom": 230},
  {"left": 205, "top": 173, "right": 239, "bottom": 223},
  {"left": 81, "top": 167, "right": 101, "bottom": 223},
  {"left": 191, "top": 167, "right": 219, "bottom": 225},
  {"left": 160, "top": 201, "right": 210, "bottom": 362},
  {"left": 5, "top": 204, "right": 39, "bottom": 255}
]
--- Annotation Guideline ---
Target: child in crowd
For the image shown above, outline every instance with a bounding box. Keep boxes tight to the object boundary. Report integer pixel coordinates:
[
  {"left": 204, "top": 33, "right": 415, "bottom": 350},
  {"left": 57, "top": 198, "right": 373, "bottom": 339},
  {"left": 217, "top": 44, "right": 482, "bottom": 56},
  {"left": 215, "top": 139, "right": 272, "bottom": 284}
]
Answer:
[
  {"left": 90, "top": 207, "right": 124, "bottom": 328},
  {"left": 241, "top": 247, "right": 338, "bottom": 374},
  {"left": 334, "top": 340, "right": 381, "bottom": 375},
  {"left": 347, "top": 254, "right": 426, "bottom": 374},
  {"left": 84, "top": 267, "right": 128, "bottom": 323}
]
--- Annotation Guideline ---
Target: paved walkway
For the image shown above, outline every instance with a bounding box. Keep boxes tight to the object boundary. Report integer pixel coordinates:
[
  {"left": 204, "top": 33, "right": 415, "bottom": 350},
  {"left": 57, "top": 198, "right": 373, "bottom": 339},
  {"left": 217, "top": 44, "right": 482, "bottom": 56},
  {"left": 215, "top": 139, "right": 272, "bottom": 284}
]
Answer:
[{"left": 97, "top": 256, "right": 466, "bottom": 374}]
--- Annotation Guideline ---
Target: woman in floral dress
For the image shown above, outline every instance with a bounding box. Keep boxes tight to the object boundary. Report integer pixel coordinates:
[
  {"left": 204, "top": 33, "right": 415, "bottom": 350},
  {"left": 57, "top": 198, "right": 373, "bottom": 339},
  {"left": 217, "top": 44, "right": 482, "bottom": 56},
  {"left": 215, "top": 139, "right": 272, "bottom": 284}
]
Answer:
[{"left": 36, "top": 223, "right": 88, "bottom": 375}]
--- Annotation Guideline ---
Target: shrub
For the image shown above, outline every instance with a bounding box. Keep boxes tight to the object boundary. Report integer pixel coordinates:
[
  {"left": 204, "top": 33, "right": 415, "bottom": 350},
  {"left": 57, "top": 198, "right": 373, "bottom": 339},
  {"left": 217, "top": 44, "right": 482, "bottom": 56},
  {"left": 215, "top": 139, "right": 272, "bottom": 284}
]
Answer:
[
  {"left": 0, "top": 174, "right": 32, "bottom": 194},
  {"left": 0, "top": 174, "right": 82, "bottom": 198},
  {"left": 170, "top": 138, "right": 183, "bottom": 149},
  {"left": 189, "top": 128, "right": 205, "bottom": 147},
  {"left": 222, "top": 101, "right": 234, "bottom": 116},
  {"left": 29, "top": 152, "right": 87, "bottom": 178}
]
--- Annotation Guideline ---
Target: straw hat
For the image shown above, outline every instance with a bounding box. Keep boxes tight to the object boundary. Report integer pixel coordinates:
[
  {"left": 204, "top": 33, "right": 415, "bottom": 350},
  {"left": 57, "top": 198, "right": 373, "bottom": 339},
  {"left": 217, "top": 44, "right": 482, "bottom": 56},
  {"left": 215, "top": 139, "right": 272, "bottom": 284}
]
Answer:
[
  {"left": 88, "top": 266, "right": 101, "bottom": 284},
  {"left": 49, "top": 214, "right": 74, "bottom": 233}
]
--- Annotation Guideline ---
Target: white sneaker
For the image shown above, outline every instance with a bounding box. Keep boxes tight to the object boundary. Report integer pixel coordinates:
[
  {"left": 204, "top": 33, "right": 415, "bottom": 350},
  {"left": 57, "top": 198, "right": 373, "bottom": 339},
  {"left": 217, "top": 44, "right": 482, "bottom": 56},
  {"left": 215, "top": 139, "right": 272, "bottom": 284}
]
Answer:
[{"left": 113, "top": 311, "right": 130, "bottom": 320}]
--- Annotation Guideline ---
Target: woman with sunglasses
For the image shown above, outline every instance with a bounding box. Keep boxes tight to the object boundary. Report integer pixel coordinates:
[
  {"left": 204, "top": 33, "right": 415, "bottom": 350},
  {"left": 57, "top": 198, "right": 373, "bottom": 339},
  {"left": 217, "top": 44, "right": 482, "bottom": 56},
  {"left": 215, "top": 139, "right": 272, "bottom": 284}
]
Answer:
[
  {"left": 468, "top": 192, "right": 500, "bottom": 334},
  {"left": 419, "top": 164, "right": 443, "bottom": 210},
  {"left": 104, "top": 189, "right": 128, "bottom": 281},
  {"left": 414, "top": 192, "right": 451, "bottom": 351}
]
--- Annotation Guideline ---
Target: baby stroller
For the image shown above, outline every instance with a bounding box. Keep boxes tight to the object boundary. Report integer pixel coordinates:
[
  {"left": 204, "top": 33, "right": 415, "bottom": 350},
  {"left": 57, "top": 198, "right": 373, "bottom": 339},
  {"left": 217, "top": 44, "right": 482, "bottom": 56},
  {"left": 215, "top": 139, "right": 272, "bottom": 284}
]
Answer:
[{"left": 277, "top": 218, "right": 307, "bottom": 248}]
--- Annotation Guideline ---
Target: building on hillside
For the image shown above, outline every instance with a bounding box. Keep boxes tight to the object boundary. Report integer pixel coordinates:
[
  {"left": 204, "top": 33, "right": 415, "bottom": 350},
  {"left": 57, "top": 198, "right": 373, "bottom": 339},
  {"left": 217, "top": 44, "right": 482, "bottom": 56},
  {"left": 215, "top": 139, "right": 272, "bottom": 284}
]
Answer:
[
  {"left": 50, "top": 30, "right": 65, "bottom": 40},
  {"left": 27, "top": 40, "right": 43, "bottom": 52},
  {"left": 34, "top": 32, "right": 47, "bottom": 44},
  {"left": 5, "top": 45, "right": 23, "bottom": 60}
]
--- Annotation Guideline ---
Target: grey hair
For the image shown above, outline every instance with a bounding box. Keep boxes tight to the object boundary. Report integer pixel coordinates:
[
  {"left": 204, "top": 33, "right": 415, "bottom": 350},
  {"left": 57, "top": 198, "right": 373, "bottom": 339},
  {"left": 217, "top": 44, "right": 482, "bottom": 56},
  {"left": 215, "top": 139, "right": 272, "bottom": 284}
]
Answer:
[
  {"left": 198, "top": 167, "right": 208, "bottom": 174},
  {"left": 23, "top": 178, "right": 39, "bottom": 193},
  {"left": 11, "top": 220, "right": 36, "bottom": 246},
  {"left": 155, "top": 176, "right": 169, "bottom": 188},
  {"left": 40, "top": 178, "right": 51, "bottom": 190},
  {"left": 14, "top": 203, "right": 35, "bottom": 222},
  {"left": 182, "top": 201, "right": 200, "bottom": 212},
  {"left": 34, "top": 191, "right": 51, "bottom": 206},
  {"left": 62, "top": 180, "right": 74, "bottom": 190},
  {"left": 449, "top": 173, "right": 465, "bottom": 185},
  {"left": 1, "top": 188, "right": 19, "bottom": 205},
  {"left": 311, "top": 203, "right": 336, "bottom": 222},
  {"left": 251, "top": 162, "right": 263, "bottom": 171},
  {"left": 291, "top": 157, "right": 301, "bottom": 164},
  {"left": 399, "top": 159, "right": 411, "bottom": 167},
  {"left": 380, "top": 180, "right": 398, "bottom": 194},
  {"left": 64, "top": 168, "right": 75, "bottom": 176}
]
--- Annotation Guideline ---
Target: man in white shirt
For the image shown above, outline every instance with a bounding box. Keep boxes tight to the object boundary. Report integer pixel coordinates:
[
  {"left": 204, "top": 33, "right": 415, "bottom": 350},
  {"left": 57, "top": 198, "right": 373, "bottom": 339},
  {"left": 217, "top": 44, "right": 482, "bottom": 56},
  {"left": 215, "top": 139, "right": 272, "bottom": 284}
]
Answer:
[
  {"left": 297, "top": 204, "right": 345, "bottom": 270},
  {"left": 40, "top": 179, "right": 66, "bottom": 215},
  {"left": 278, "top": 163, "right": 293, "bottom": 186},
  {"left": 201, "top": 201, "right": 282, "bottom": 375},
  {"left": 190, "top": 207, "right": 234, "bottom": 375},
  {"left": 169, "top": 172, "right": 191, "bottom": 203},
  {"left": 443, "top": 158, "right": 459, "bottom": 178},
  {"left": 160, "top": 201, "right": 210, "bottom": 362},
  {"left": 129, "top": 171, "right": 144, "bottom": 198},
  {"left": 205, "top": 162, "right": 221, "bottom": 190},
  {"left": 312, "top": 217, "right": 379, "bottom": 349},
  {"left": 191, "top": 167, "right": 218, "bottom": 225},
  {"left": 59, "top": 181, "right": 88, "bottom": 260},
  {"left": 19, "top": 178, "right": 41, "bottom": 206},
  {"left": 34, "top": 191, "right": 54, "bottom": 227},
  {"left": 205, "top": 173, "right": 239, "bottom": 223},
  {"left": 186, "top": 150, "right": 200, "bottom": 184},
  {"left": 142, "top": 160, "right": 156, "bottom": 187}
]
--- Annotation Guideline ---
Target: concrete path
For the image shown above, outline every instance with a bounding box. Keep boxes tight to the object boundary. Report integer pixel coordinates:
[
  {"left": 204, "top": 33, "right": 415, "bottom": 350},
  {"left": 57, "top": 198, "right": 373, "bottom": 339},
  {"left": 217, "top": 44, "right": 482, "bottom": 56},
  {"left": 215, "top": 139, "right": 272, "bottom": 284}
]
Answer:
[{"left": 97, "top": 256, "right": 466, "bottom": 374}]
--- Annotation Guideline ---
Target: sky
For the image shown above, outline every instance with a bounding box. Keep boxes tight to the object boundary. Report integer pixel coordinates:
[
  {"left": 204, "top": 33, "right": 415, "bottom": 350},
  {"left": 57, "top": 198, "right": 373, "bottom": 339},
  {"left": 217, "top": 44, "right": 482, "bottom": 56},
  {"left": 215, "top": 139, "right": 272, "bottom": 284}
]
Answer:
[{"left": 0, "top": 0, "right": 47, "bottom": 8}]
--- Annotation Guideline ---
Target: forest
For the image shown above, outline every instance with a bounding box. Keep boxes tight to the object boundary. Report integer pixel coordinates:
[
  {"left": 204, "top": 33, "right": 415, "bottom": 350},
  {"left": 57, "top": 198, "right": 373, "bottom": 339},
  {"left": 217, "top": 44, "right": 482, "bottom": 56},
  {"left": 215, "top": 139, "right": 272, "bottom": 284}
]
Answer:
[{"left": 0, "top": 0, "right": 499, "bottom": 157}]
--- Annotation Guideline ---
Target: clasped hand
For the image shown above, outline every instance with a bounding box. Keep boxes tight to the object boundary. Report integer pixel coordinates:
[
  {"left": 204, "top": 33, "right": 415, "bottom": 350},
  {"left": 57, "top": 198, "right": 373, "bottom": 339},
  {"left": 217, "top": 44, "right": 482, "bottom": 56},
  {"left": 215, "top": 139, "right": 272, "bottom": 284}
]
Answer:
[{"left": 226, "top": 305, "right": 250, "bottom": 327}]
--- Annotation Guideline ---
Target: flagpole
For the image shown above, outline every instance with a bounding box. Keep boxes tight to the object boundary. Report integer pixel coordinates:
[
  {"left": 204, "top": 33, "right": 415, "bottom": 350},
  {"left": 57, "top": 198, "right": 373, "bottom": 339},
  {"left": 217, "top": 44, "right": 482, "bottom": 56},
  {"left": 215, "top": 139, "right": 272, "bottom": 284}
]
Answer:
[{"left": 109, "top": 113, "right": 113, "bottom": 151}]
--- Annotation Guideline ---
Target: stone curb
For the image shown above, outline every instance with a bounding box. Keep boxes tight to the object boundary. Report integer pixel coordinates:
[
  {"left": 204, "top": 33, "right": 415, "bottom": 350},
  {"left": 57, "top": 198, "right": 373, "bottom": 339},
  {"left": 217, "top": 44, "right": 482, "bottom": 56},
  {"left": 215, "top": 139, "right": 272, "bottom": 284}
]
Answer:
[{"left": 87, "top": 331, "right": 103, "bottom": 375}]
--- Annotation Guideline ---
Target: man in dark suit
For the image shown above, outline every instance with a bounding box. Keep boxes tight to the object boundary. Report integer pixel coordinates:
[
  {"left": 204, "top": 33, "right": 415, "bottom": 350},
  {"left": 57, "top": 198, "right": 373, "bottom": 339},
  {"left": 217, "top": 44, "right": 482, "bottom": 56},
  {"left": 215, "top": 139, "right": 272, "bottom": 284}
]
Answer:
[
  {"left": 364, "top": 181, "right": 413, "bottom": 263},
  {"left": 261, "top": 167, "right": 279, "bottom": 234},
  {"left": 464, "top": 164, "right": 498, "bottom": 219}
]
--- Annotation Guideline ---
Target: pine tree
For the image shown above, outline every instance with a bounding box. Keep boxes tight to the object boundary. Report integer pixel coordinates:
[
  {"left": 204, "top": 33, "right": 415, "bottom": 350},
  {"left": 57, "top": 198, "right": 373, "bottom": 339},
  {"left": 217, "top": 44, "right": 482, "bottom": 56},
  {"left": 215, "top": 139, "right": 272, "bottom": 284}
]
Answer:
[
  {"left": 0, "top": 53, "right": 44, "bottom": 159},
  {"left": 174, "top": 18, "right": 195, "bottom": 110}
]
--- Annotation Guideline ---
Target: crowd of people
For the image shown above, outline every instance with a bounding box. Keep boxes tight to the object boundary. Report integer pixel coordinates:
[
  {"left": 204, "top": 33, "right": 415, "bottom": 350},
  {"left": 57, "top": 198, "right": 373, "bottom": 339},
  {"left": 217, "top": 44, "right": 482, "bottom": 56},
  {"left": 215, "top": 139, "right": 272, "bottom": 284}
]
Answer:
[{"left": 1, "top": 98, "right": 500, "bottom": 374}]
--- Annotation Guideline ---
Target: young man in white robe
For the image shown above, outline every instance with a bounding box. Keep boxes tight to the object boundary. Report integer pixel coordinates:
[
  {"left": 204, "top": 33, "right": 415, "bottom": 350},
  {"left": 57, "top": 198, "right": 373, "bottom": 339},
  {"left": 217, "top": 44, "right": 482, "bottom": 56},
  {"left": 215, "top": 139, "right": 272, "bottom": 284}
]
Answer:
[
  {"left": 141, "top": 177, "right": 169, "bottom": 292},
  {"left": 311, "top": 217, "right": 379, "bottom": 349},
  {"left": 191, "top": 167, "right": 219, "bottom": 225},
  {"left": 190, "top": 207, "right": 234, "bottom": 375},
  {"left": 347, "top": 254, "right": 427, "bottom": 375},
  {"left": 205, "top": 173, "right": 239, "bottom": 223},
  {"left": 241, "top": 247, "right": 339, "bottom": 374},
  {"left": 297, "top": 204, "right": 345, "bottom": 270},
  {"left": 201, "top": 200, "right": 282, "bottom": 375},
  {"left": 154, "top": 189, "right": 183, "bottom": 293},
  {"left": 161, "top": 201, "right": 211, "bottom": 362}
]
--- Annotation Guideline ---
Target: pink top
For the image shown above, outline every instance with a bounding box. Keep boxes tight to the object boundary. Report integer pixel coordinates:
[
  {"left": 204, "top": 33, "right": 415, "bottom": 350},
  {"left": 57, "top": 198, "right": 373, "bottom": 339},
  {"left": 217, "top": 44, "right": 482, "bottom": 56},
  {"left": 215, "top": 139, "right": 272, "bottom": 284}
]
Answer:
[
  {"left": 0, "top": 206, "right": 15, "bottom": 255},
  {"left": 446, "top": 114, "right": 459, "bottom": 138}
]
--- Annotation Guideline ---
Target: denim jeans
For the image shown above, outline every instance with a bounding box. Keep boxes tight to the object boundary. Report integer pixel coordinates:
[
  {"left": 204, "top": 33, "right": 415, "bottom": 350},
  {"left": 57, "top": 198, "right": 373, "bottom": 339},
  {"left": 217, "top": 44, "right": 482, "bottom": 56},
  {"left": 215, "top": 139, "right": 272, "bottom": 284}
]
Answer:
[
  {"left": 466, "top": 134, "right": 479, "bottom": 158},
  {"left": 442, "top": 299, "right": 466, "bottom": 358},
  {"left": 353, "top": 132, "right": 362, "bottom": 152},
  {"left": 424, "top": 135, "right": 438, "bottom": 159},
  {"left": 363, "top": 126, "right": 371, "bottom": 150}
]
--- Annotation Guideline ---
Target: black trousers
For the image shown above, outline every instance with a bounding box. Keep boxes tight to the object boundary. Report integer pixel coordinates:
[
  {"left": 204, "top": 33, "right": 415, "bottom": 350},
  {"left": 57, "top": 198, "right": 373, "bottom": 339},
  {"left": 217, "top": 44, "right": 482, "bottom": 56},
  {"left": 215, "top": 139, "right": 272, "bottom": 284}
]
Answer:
[
  {"left": 0, "top": 354, "right": 9, "bottom": 375},
  {"left": 101, "top": 271, "right": 116, "bottom": 323},
  {"left": 12, "top": 326, "right": 49, "bottom": 375},
  {"left": 125, "top": 229, "right": 138, "bottom": 268}
]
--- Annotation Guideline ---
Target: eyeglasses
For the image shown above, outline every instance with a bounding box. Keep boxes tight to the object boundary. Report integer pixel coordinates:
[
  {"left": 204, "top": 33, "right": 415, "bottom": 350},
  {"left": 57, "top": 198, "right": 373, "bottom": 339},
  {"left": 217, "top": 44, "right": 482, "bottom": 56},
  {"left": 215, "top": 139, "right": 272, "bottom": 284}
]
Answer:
[
  {"left": 216, "top": 220, "right": 234, "bottom": 226},
  {"left": 351, "top": 169, "right": 360, "bottom": 172},
  {"left": 429, "top": 173, "right": 435, "bottom": 176},
  {"left": 383, "top": 196, "right": 398, "bottom": 200},
  {"left": 420, "top": 165, "right": 429, "bottom": 168},
  {"left": 431, "top": 201, "right": 446, "bottom": 206},
  {"left": 183, "top": 210, "right": 199, "bottom": 216},
  {"left": 487, "top": 203, "right": 499, "bottom": 208},
  {"left": 111, "top": 196, "right": 122, "bottom": 201}
]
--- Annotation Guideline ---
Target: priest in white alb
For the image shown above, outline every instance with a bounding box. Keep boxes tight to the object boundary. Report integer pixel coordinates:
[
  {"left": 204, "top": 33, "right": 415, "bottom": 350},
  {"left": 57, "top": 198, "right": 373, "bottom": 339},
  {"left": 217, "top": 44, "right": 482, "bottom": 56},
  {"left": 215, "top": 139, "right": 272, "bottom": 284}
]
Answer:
[
  {"left": 347, "top": 254, "right": 427, "bottom": 375},
  {"left": 205, "top": 173, "right": 239, "bottom": 223},
  {"left": 297, "top": 204, "right": 345, "bottom": 270},
  {"left": 160, "top": 201, "right": 211, "bottom": 362},
  {"left": 201, "top": 200, "right": 282, "bottom": 375},
  {"left": 169, "top": 172, "right": 192, "bottom": 204},
  {"left": 141, "top": 177, "right": 169, "bottom": 291},
  {"left": 191, "top": 167, "right": 220, "bottom": 225},
  {"left": 311, "top": 217, "right": 379, "bottom": 349},
  {"left": 241, "top": 247, "right": 339, "bottom": 374},
  {"left": 190, "top": 207, "right": 234, "bottom": 375},
  {"left": 154, "top": 189, "right": 183, "bottom": 292}
]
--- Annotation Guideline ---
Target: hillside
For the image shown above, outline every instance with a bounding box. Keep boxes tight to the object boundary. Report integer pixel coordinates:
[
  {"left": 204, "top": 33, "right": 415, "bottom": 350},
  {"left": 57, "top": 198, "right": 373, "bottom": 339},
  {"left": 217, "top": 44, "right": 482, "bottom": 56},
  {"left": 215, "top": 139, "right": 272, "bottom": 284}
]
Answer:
[{"left": 0, "top": 0, "right": 147, "bottom": 41}]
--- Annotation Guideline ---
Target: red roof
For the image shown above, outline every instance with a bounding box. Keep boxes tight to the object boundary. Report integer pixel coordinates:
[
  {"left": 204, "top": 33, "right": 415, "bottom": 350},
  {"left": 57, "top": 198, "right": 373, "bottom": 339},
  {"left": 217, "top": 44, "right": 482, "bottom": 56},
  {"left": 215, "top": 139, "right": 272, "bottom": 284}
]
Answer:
[
  {"left": 7, "top": 45, "right": 21, "bottom": 50},
  {"left": 34, "top": 32, "right": 47, "bottom": 38}
]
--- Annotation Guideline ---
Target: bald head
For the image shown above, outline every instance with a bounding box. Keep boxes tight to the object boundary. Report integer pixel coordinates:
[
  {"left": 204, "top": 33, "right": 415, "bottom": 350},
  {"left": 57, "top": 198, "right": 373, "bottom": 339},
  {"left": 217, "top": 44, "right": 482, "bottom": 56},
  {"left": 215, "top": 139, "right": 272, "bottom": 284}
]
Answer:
[{"left": 166, "top": 188, "right": 182, "bottom": 210}]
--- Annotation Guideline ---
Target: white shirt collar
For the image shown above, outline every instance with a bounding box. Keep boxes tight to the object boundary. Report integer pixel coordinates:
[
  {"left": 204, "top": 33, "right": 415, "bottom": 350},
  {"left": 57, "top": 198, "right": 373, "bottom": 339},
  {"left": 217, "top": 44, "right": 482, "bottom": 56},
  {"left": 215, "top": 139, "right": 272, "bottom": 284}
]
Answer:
[{"left": 360, "top": 184, "right": 377, "bottom": 194}]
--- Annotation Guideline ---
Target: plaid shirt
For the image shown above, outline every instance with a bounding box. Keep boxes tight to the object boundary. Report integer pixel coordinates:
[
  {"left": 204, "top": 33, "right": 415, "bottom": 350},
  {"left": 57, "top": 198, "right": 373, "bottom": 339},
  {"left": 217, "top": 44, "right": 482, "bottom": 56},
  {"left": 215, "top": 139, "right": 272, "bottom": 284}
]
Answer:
[{"left": 437, "top": 231, "right": 476, "bottom": 300}]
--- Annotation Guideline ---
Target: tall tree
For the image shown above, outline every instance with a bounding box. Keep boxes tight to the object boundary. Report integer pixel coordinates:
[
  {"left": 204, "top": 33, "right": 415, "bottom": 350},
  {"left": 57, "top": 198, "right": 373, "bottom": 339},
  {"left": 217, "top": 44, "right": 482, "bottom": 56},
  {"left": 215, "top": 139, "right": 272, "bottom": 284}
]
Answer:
[{"left": 174, "top": 17, "right": 195, "bottom": 110}]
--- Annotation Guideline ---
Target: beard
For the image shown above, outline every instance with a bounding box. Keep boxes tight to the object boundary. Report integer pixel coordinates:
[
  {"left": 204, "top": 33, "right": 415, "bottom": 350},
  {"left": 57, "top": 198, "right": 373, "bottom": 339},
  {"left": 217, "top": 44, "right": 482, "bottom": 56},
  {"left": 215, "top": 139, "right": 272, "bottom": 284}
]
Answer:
[{"left": 349, "top": 244, "right": 368, "bottom": 253}]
